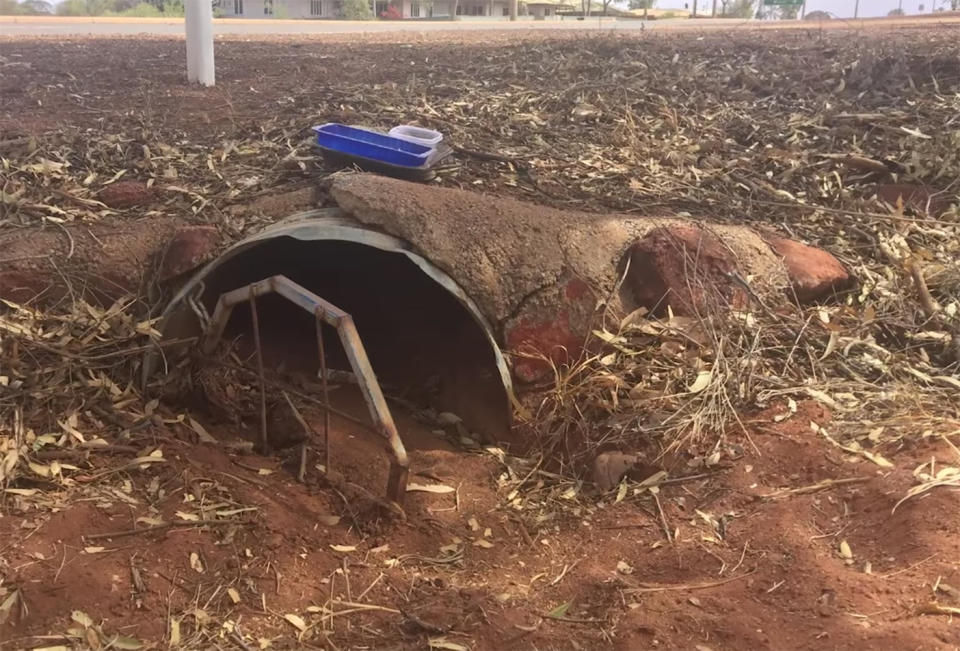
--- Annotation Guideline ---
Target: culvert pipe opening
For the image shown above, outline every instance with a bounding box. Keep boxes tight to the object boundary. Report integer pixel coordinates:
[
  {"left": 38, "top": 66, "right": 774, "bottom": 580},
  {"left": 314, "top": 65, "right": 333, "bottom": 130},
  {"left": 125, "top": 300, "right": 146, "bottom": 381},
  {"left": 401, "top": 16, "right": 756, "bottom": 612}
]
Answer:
[{"left": 153, "top": 229, "right": 512, "bottom": 456}]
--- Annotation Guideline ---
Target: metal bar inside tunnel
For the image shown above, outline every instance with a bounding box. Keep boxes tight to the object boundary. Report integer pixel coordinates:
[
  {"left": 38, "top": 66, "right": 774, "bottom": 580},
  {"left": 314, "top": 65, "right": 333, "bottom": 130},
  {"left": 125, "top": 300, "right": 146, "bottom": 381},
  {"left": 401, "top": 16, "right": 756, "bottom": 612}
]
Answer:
[
  {"left": 248, "top": 285, "right": 269, "bottom": 454},
  {"left": 144, "top": 211, "right": 515, "bottom": 442},
  {"left": 334, "top": 313, "right": 410, "bottom": 502},
  {"left": 315, "top": 311, "right": 332, "bottom": 478},
  {"left": 200, "top": 275, "right": 409, "bottom": 504}
]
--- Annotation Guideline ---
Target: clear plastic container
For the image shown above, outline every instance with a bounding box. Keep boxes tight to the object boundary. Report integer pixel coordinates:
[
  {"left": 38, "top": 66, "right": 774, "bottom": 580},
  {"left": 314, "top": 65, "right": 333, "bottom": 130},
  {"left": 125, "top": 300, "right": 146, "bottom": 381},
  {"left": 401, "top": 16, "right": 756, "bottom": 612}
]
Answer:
[{"left": 388, "top": 125, "right": 443, "bottom": 148}]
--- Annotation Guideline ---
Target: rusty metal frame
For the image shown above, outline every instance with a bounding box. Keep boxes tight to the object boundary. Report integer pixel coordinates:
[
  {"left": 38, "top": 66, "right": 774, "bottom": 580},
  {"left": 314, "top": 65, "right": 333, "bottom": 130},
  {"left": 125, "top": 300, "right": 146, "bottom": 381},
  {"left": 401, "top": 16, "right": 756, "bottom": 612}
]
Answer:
[{"left": 200, "top": 274, "right": 409, "bottom": 504}]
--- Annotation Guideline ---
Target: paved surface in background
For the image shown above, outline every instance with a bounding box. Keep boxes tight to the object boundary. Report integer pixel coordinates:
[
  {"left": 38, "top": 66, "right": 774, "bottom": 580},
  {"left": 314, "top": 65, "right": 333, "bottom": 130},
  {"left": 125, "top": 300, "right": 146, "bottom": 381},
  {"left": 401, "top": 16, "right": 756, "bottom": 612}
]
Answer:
[
  {"left": 0, "top": 16, "right": 712, "bottom": 35},
  {"left": 1, "top": 14, "right": 957, "bottom": 37}
]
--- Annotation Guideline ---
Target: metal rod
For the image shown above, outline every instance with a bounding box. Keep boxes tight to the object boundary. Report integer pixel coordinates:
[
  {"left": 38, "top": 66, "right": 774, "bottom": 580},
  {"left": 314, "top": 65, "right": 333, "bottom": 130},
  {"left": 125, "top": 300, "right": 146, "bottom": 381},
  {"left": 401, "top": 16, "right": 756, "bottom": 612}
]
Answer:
[
  {"left": 281, "top": 391, "right": 312, "bottom": 483},
  {"left": 201, "top": 275, "right": 409, "bottom": 503},
  {"left": 202, "top": 297, "right": 232, "bottom": 355},
  {"left": 335, "top": 315, "right": 408, "bottom": 503},
  {"left": 315, "top": 308, "right": 331, "bottom": 476},
  {"left": 249, "top": 286, "right": 269, "bottom": 454},
  {"left": 298, "top": 441, "right": 307, "bottom": 483}
]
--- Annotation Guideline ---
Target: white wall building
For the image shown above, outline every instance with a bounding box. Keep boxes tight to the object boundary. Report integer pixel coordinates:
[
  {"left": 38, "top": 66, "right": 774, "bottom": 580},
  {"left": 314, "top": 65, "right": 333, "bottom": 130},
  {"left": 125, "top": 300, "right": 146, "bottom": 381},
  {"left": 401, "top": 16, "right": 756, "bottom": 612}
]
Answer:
[
  {"left": 219, "top": 0, "right": 337, "bottom": 18},
  {"left": 218, "top": 0, "right": 539, "bottom": 19}
]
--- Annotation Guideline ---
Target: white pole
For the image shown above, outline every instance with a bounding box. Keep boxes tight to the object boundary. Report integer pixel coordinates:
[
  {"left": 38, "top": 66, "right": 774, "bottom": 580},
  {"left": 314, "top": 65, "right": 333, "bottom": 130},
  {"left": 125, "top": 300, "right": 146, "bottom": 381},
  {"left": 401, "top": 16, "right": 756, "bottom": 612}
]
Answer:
[
  {"left": 186, "top": 0, "right": 215, "bottom": 86},
  {"left": 185, "top": 1, "right": 199, "bottom": 82}
]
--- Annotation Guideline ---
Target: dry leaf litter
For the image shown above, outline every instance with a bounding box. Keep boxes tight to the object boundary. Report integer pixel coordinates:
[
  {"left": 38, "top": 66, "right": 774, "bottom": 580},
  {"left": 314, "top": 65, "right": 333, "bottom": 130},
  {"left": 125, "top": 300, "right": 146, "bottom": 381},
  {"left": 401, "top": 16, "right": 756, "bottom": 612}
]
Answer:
[{"left": 1, "top": 27, "right": 960, "bottom": 648}]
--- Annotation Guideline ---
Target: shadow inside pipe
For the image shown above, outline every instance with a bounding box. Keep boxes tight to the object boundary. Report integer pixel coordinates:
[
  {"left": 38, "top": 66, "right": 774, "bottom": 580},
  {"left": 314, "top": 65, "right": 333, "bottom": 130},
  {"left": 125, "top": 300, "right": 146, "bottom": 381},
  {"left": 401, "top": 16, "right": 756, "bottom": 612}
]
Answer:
[{"left": 195, "top": 236, "right": 511, "bottom": 446}]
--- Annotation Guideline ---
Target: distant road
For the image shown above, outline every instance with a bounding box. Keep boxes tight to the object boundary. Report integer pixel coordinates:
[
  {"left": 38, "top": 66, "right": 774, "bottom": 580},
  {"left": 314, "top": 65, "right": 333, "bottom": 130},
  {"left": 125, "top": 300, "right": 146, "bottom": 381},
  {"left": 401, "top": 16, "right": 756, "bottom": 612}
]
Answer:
[
  {"left": 0, "top": 15, "right": 708, "bottom": 36},
  {"left": 1, "top": 14, "right": 957, "bottom": 36}
]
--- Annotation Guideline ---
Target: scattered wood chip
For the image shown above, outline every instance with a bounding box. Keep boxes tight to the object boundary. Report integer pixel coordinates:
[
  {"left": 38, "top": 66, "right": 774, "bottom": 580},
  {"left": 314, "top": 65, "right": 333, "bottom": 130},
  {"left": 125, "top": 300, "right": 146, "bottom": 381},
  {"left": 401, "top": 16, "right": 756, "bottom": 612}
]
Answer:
[
  {"left": 839, "top": 540, "right": 853, "bottom": 564},
  {"left": 284, "top": 613, "right": 307, "bottom": 632},
  {"left": 407, "top": 483, "right": 455, "bottom": 494},
  {"left": 428, "top": 639, "right": 470, "bottom": 651}
]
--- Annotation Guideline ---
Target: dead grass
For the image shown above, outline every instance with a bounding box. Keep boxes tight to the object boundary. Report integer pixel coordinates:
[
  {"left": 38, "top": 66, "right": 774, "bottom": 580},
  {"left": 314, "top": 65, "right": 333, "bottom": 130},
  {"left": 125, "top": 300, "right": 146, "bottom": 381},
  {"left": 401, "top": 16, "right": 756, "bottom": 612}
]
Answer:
[
  {"left": 0, "top": 297, "right": 163, "bottom": 492},
  {"left": 1, "top": 26, "right": 960, "bottom": 649},
  {"left": 522, "top": 213, "right": 959, "bottom": 480}
]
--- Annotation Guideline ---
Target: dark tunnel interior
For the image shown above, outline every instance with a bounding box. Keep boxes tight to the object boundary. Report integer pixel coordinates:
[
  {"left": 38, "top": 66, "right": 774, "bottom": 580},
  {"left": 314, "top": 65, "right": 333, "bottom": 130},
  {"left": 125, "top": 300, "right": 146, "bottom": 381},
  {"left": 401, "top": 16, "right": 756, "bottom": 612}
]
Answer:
[{"left": 197, "top": 237, "right": 510, "bottom": 442}]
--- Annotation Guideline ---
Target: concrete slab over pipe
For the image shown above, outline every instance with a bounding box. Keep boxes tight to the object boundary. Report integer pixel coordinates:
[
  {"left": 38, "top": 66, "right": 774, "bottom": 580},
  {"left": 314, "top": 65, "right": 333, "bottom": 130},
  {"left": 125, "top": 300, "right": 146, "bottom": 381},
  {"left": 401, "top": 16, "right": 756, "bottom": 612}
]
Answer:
[{"left": 146, "top": 174, "right": 850, "bottom": 445}]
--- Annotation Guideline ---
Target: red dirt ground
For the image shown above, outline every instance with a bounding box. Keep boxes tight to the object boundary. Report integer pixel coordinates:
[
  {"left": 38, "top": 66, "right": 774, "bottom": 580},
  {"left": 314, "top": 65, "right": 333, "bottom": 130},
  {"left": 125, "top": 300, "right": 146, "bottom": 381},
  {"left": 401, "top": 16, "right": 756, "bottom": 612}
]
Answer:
[
  {"left": 2, "top": 26, "right": 960, "bottom": 651},
  {"left": 3, "top": 398, "right": 960, "bottom": 649}
]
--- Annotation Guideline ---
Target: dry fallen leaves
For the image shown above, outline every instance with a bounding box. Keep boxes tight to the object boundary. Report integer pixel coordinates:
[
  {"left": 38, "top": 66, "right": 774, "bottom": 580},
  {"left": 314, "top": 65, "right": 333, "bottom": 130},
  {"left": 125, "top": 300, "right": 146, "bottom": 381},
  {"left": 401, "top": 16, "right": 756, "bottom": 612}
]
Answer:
[
  {"left": 407, "top": 483, "right": 456, "bottom": 494},
  {"left": 284, "top": 613, "right": 308, "bottom": 632},
  {"left": 1, "top": 29, "right": 959, "bottom": 651}
]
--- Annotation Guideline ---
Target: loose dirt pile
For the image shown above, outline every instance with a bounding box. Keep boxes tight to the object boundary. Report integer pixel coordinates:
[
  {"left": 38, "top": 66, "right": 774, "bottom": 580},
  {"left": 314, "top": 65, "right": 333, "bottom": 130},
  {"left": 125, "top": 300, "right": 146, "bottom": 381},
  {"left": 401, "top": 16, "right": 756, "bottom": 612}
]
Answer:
[{"left": 1, "top": 25, "right": 959, "bottom": 651}]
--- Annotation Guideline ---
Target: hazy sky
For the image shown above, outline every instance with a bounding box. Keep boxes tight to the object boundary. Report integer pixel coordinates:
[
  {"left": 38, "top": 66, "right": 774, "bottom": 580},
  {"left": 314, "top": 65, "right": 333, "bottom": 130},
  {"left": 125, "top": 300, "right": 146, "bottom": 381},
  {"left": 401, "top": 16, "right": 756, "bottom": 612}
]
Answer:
[{"left": 654, "top": 0, "right": 950, "bottom": 17}]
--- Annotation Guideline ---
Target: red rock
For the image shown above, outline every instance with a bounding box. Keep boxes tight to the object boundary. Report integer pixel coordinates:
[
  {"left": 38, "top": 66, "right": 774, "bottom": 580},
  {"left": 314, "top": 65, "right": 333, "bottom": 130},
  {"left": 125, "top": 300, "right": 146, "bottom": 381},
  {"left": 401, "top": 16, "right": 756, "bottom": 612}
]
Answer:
[
  {"left": 621, "top": 225, "right": 745, "bottom": 316},
  {"left": 97, "top": 180, "right": 154, "bottom": 209},
  {"left": 158, "top": 226, "right": 221, "bottom": 282},
  {"left": 765, "top": 235, "right": 850, "bottom": 302},
  {"left": 505, "top": 311, "right": 580, "bottom": 384},
  {"left": 504, "top": 278, "right": 596, "bottom": 384}
]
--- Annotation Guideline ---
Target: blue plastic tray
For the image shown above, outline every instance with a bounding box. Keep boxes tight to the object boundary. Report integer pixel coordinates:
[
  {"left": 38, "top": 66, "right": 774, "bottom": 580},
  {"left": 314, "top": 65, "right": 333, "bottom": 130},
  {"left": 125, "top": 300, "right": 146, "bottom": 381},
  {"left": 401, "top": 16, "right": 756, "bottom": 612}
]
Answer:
[
  {"left": 315, "top": 141, "right": 453, "bottom": 181},
  {"left": 313, "top": 123, "right": 434, "bottom": 168}
]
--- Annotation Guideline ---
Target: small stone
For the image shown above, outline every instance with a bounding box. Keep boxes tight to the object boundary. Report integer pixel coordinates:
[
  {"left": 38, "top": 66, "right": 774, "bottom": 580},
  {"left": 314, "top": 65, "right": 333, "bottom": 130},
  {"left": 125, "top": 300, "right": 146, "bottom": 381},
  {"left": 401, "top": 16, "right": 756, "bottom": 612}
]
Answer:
[
  {"left": 621, "top": 225, "right": 746, "bottom": 316},
  {"left": 266, "top": 401, "right": 308, "bottom": 450},
  {"left": 816, "top": 588, "right": 837, "bottom": 617},
  {"left": 592, "top": 451, "right": 639, "bottom": 492},
  {"left": 158, "top": 226, "right": 221, "bottom": 282},
  {"left": 436, "top": 412, "right": 462, "bottom": 426},
  {"left": 765, "top": 235, "right": 850, "bottom": 302},
  {"left": 97, "top": 180, "right": 154, "bottom": 209}
]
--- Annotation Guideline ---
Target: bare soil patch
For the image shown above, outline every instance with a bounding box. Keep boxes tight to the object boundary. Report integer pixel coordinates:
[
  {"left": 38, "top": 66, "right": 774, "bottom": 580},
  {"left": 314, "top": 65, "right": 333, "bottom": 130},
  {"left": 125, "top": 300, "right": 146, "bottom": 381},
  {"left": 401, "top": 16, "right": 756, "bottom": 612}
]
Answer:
[{"left": 3, "top": 400, "right": 959, "bottom": 650}]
